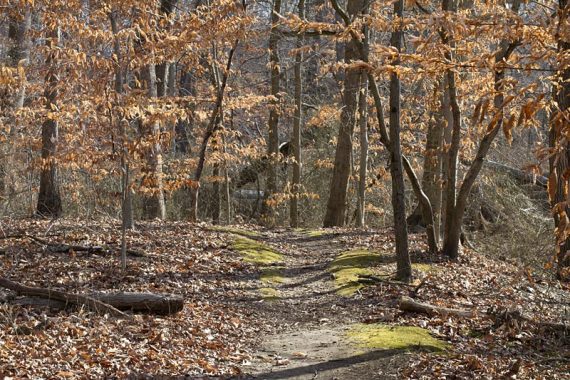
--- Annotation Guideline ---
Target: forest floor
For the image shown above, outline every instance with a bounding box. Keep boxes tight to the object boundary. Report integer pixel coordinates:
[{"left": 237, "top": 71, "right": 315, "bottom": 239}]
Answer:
[{"left": 0, "top": 219, "right": 568, "bottom": 379}]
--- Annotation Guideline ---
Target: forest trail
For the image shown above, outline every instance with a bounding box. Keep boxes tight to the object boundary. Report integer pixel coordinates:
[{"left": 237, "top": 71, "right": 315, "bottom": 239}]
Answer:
[{"left": 233, "top": 229, "right": 409, "bottom": 380}]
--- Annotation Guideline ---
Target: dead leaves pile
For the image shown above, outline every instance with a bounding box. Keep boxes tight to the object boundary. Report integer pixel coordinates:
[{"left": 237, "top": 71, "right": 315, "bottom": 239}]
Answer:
[{"left": 0, "top": 218, "right": 257, "bottom": 378}]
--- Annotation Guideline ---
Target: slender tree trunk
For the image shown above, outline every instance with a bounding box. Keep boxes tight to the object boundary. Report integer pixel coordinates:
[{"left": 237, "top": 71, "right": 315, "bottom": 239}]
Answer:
[
  {"left": 323, "top": 0, "right": 364, "bottom": 227},
  {"left": 141, "top": 64, "right": 167, "bottom": 220},
  {"left": 290, "top": 0, "right": 305, "bottom": 228},
  {"left": 212, "top": 161, "right": 221, "bottom": 224},
  {"left": 37, "top": 28, "right": 63, "bottom": 218},
  {"left": 420, "top": 81, "right": 445, "bottom": 240},
  {"left": 355, "top": 74, "right": 369, "bottom": 227},
  {"left": 549, "top": 0, "right": 570, "bottom": 278},
  {"left": 440, "top": 77, "right": 453, "bottom": 234},
  {"left": 190, "top": 40, "right": 239, "bottom": 221},
  {"left": 265, "top": 0, "right": 283, "bottom": 220},
  {"left": 110, "top": 10, "right": 134, "bottom": 231},
  {"left": 3, "top": 8, "right": 31, "bottom": 210},
  {"left": 389, "top": 0, "right": 411, "bottom": 281}
]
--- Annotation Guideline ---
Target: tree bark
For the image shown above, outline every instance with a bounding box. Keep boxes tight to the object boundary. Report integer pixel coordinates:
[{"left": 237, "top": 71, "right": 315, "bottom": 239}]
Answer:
[
  {"left": 389, "top": 0, "right": 411, "bottom": 282},
  {"left": 399, "top": 296, "right": 474, "bottom": 317},
  {"left": 290, "top": 0, "right": 305, "bottom": 228},
  {"left": 549, "top": 0, "right": 570, "bottom": 279},
  {"left": 2, "top": 7, "right": 31, "bottom": 209},
  {"left": 37, "top": 27, "right": 63, "bottom": 218},
  {"left": 417, "top": 80, "right": 446, "bottom": 240},
  {"left": 265, "top": 0, "right": 283, "bottom": 220},
  {"left": 356, "top": 74, "right": 369, "bottom": 228},
  {"left": 141, "top": 64, "right": 167, "bottom": 220},
  {"left": 323, "top": 0, "right": 364, "bottom": 227}
]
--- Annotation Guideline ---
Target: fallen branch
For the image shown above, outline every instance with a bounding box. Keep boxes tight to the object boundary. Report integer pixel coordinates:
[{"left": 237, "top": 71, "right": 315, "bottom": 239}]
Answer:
[
  {"left": 0, "top": 277, "right": 129, "bottom": 318},
  {"left": 399, "top": 296, "right": 475, "bottom": 318}
]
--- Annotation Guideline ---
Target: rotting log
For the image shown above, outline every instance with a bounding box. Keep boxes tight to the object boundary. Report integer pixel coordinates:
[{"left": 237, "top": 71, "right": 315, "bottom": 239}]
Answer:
[
  {"left": 399, "top": 296, "right": 474, "bottom": 318},
  {"left": 0, "top": 278, "right": 184, "bottom": 316},
  {"left": 10, "top": 292, "right": 184, "bottom": 315},
  {"left": 0, "top": 277, "right": 128, "bottom": 318},
  {"left": 484, "top": 160, "right": 547, "bottom": 188}
]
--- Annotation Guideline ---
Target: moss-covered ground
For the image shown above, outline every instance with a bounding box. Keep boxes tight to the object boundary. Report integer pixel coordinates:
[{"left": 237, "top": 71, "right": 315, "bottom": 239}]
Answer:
[
  {"left": 231, "top": 236, "right": 284, "bottom": 299},
  {"left": 347, "top": 323, "right": 450, "bottom": 352}
]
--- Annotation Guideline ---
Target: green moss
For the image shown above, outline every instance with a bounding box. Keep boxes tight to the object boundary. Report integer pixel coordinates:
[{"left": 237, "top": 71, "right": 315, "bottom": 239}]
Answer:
[
  {"left": 328, "top": 249, "right": 388, "bottom": 296},
  {"left": 260, "top": 267, "right": 285, "bottom": 285},
  {"left": 306, "top": 229, "right": 327, "bottom": 238},
  {"left": 259, "top": 287, "right": 279, "bottom": 300},
  {"left": 231, "top": 237, "right": 284, "bottom": 299},
  {"left": 412, "top": 263, "right": 438, "bottom": 273},
  {"left": 208, "top": 225, "right": 260, "bottom": 238},
  {"left": 347, "top": 324, "right": 450, "bottom": 352},
  {"left": 231, "top": 237, "right": 282, "bottom": 265}
]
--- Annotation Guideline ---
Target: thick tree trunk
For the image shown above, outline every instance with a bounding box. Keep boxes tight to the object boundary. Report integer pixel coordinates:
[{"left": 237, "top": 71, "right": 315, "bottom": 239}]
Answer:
[
  {"left": 290, "top": 0, "right": 305, "bottom": 228},
  {"left": 265, "top": 0, "right": 282, "bottom": 220},
  {"left": 324, "top": 0, "right": 364, "bottom": 227},
  {"left": 389, "top": 0, "right": 411, "bottom": 282},
  {"left": 37, "top": 28, "right": 62, "bottom": 218}
]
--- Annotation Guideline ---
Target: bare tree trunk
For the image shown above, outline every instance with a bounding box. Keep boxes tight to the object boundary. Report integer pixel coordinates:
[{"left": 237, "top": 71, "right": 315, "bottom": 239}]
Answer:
[
  {"left": 265, "top": 0, "right": 282, "bottom": 220},
  {"left": 323, "top": 0, "right": 364, "bottom": 227},
  {"left": 141, "top": 64, "right": 167, "bottom": 220},
  {"left": 37, "top": 27, "right": 62, "bottom": 218},
  {"left": 389, "top": 0, "right": 411, "bottom": 282},
  {"left": 549, "top": 0, "right": 570, "bottom": 279},
  {"left": 2, "top": 7, "right": 31, "bottom": 210},
  {"left": 290, "top": 0, "right": 305, "bottom": 228},
  {"left": 110, "top": 10, "right": 134, "bottom": 233},
  {"left": 190, "top": 40, "right": 239, "bottom": 221},
  {"left": 420, "top": 80, "right": 445, "bottom": 240},
  {"left": 355, "top": 74, "right": 368, "bottom": 228},
  {"left": 440, "top": 77, "right": 452, "bottom": 234}
]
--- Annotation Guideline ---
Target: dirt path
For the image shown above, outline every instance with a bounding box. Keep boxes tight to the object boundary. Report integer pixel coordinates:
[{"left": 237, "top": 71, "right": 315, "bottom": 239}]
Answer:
[{"left": 235, "top": 229, "right": 409, "bottom": 380}]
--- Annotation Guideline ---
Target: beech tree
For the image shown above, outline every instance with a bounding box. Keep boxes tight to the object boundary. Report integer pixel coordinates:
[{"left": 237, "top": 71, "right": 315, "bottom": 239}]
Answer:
[
  {"left": 549, "top": 0, "right": 570, "bottom": 279},
  {"left": 323, "top": 0, "right": 365, "bottom": 228}
]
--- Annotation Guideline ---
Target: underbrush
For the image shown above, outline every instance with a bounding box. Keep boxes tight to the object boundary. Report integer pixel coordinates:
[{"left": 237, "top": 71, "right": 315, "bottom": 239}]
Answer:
[{"left": 467, "top": 171, "right": 554, "bottom": 275}]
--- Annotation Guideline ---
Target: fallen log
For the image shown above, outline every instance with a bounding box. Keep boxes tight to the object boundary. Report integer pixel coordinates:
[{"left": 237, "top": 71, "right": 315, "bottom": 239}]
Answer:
[
  {"left": 0, "top": 234, "right": 146, "bottom": 257},
  {"left": 483, "top": 160, "right": 547, "bottom": 188},
  {"left": 0, "top": 277, "right": 129, "bottom": 318},
  {"left": 10, "top": 292, "right": 184, "bottom": 315},
  {"left": 399, "top": 296, "right": 475, "bottom": 318}
]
